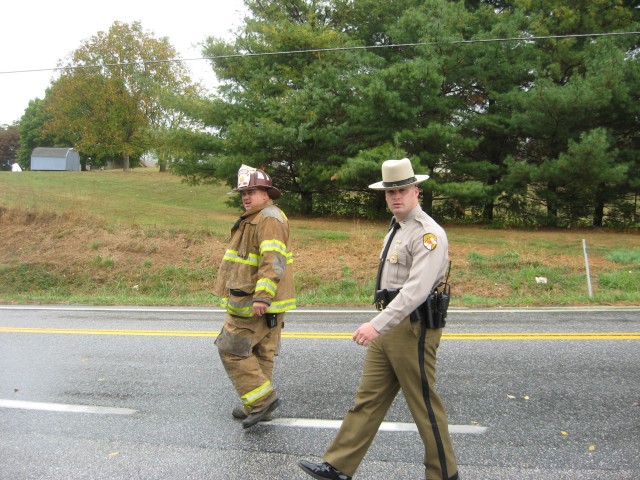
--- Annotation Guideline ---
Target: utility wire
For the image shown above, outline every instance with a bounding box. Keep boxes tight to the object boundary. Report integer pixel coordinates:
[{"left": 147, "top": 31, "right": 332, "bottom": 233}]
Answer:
[{"left": 1, "top": 31, "right": 638, "bottom": 75}]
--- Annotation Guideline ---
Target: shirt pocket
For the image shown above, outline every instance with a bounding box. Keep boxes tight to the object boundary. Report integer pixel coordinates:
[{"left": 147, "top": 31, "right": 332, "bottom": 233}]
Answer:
[{"left": 387, "top": 250, "right": 409, "bottom": 285}]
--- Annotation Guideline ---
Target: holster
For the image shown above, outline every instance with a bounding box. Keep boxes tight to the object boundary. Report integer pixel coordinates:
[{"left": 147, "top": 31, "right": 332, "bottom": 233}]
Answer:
[
  {"left": 374, "top": 289, "right": 400, "bottom": 312},
  {"left": 411, "top": 282, "right": 451, "bottom": 329},
  {"left": 374, "top": 283, "right": 450, "bottom": 329}
]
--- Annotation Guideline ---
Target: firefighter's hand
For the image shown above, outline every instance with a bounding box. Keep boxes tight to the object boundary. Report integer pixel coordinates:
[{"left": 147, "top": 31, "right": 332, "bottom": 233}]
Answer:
[
  {"left": 353, "top": 322, "right": 379, "bottom": 347},
  {"left": 253, "top": 301, "right": 269, "bottom": 317}
]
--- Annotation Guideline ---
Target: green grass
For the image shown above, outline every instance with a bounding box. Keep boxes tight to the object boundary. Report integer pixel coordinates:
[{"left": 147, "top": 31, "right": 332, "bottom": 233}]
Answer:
[
  {"left": 303, "top": 230, "right": 352, "bottom": 241},
  {"left": 295, "top": 266, "right": 377, "bottom": 304},
  {"left": 599, "top": 270, "right": 639, "bottom": 291},
  {"left": 0, "top": 169, "right": 235, "bottom": 231},
  {"left": 1, "top": 169, "right": 639, "bottom": 307},
  {"left": 605, "top": 249, "right": 640, "bottom": 265}
]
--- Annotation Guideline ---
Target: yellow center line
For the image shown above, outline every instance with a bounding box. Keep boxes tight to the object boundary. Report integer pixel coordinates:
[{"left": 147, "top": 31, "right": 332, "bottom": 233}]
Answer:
[
  {"left": 0, "top": 327, "right": 217, "bottom": 337},
  {"left": 287, "top": 332, "right": 640, "bottom": 340},
  {"left": 0, "top": 327, "right": 638, "bottom": 340}
]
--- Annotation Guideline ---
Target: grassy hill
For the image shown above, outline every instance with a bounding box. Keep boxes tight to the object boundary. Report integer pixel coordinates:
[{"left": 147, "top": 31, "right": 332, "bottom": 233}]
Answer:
[{"left": 1, "top": 169, "right": 639, "bottom": 307}]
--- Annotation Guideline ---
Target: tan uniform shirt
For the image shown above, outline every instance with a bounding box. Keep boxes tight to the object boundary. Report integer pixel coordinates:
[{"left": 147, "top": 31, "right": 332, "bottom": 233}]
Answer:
[{"left": 370, "top": 206, "right": 449, "bottom": 334}]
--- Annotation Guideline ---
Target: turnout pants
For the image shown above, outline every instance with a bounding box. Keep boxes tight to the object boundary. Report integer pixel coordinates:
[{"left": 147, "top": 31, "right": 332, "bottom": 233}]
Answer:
[
  {"left": 215, "top": 312, "right": 283, "bottom": 412},
  {"left": 323, "top": 317, "right": 458, "bottom": 480}
]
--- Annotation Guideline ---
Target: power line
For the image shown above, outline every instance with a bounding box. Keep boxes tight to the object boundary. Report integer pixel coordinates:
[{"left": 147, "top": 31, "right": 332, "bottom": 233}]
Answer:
[{"left": 0, "top": 31, "right": 638, "bottom": 75}]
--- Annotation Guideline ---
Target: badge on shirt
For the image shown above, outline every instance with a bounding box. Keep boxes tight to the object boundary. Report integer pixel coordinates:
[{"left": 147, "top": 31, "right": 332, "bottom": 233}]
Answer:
[{"left": 423, "top": 233, "right": 437, "bottom": 251}]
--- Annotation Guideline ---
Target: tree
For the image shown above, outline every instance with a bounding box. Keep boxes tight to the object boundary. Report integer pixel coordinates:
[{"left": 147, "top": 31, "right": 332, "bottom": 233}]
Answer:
[
  {"left": 443, "top": 4, "right": 537, "bottom": 223},
  {"left": 43, "top": 21, "right": 195, "bottom": 171},
  {"left": 338, "top": 0, "right": 639, "bottom": 225},
  {"left": 182, "top": 0, "right": 486, "bottom": 217},
  {"left": 182, "top": 0, "right": 368, "bottom": 215},
  {"left": 16, "top": 98, "right": 60, "bottom": 168},
  {"left": 0, "top": 124, "right": 20, "bottom": 170},
  {"left": 501, "top": 0, "right": 640, "bottom": 226},
  {"left": 45, "top": 71, "right": 147, "bottom": 169},
  {"left": 173, "top": 0, "right": 639, "bottom": 226},
  {"left": 332, "top": 0, "right": 523, "bottom": 217}
]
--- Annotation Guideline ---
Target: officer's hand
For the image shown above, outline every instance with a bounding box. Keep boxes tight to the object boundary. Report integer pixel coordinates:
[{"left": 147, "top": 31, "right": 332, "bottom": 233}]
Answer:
[
  {"left": 353, "top": 322, "right": 379, "bottom": 347},
  {"left": 253, "top": 302, "right": 269, "bottom": 316}
]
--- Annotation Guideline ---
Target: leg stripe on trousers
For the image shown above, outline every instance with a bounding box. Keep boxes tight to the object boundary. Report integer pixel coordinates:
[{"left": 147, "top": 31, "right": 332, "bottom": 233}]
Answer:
[{"left": 418, "top": 324, "right": 449, "bottom": 480}]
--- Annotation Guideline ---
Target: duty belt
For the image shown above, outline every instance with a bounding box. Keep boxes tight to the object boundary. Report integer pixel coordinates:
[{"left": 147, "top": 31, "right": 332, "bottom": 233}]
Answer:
[{"left": 374, "top": 284, "right": 450, "bottom": 329}]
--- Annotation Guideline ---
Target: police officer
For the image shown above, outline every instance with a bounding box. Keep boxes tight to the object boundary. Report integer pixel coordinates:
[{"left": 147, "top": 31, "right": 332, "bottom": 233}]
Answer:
[
  {"left": 213, "top": 165, "right": 296, "bottom": 429},
  {"left": 299, "top": 158, "right": 458, "bottom": 479}
]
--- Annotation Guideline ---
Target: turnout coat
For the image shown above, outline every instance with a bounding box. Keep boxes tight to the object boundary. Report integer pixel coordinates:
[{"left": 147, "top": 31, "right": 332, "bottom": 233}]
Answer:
[{"left": 212, "top": 200, "right": 295, "bottom": 316}]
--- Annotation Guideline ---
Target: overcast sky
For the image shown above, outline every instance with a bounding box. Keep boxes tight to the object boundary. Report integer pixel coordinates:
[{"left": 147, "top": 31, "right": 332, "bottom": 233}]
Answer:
[{"left": 0, "top": 0, "right": 247, "bottom": 126}]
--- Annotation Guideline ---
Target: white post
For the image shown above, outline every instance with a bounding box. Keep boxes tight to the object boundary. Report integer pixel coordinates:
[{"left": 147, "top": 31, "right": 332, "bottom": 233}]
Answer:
[{"left": 582, "top": 239, "right": 593, "bottom": 298}]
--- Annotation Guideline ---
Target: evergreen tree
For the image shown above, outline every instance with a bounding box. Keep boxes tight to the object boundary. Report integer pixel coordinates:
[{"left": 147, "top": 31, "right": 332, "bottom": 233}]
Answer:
[
  {"left": 503, "top": 0, "right": 640, "bottom": 226},
  {"left": 179, "top": 0, "right": 369, "bottom": 215},
  {"left": 173, "top": 0, "right": 639, "bottom": 226}
]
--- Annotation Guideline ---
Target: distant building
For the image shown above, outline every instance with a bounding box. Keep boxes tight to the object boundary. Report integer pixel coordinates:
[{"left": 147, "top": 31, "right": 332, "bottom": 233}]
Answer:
[{"left": 31, "top": 147, "right": 80, "bottom": 171}]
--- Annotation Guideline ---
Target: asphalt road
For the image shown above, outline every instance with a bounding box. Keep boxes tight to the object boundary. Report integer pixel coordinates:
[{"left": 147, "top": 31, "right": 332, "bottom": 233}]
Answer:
[{"left": 0, "top": 305, "right": 638, "bottom": 480}]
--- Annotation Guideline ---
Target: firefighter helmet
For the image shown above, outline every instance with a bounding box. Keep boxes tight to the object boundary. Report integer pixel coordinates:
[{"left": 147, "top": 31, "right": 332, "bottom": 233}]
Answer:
[{"left": 229, "top": 165, "right": 281, "bottom": 200}]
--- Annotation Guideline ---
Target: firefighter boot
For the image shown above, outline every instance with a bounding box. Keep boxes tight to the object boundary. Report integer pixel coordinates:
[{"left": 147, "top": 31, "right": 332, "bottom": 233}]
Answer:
[
  {"left": 242, "top": 395, "right": 281, "bottom": 429},
  {"left": 232, "top": 405, "right": 273, "bottom": 421}
]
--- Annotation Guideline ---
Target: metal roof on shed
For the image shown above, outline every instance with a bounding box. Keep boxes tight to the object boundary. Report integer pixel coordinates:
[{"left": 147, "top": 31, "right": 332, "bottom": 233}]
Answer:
[{"left": 31, "top": 147, "right": 75, "bottom": 158}]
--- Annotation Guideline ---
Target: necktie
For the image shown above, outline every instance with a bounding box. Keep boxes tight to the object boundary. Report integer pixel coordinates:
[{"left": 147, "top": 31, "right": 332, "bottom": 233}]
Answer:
[{"left": 375, "top": 219, "right": 400, "bottom": 291}]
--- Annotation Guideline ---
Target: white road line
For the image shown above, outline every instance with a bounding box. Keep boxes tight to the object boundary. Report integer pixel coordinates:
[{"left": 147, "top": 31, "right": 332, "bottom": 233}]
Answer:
[
  {"left": 0, "top": 399, "right": 137, "bottom": 415},
  {"left": 271, "top": 418, "right": 487, "bottom": 434},
  {"left": 0, "top": 400, "right": 484, "bottom": 433}
]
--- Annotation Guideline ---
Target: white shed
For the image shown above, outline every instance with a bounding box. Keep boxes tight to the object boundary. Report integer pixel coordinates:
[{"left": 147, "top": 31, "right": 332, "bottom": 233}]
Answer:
[{"left": 31, "top": 147, "right": 81, "bottom": 171}]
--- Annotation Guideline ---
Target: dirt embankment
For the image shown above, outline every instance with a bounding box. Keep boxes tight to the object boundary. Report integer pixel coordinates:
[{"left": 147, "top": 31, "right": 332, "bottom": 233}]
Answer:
[{"left": 1, "top": 206, "right": 637, "bottom": 305}]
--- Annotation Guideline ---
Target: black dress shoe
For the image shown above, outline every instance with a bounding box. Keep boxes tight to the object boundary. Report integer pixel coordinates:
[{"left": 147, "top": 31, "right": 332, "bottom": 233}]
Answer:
[{"left": 298, "top": 460, "right": 352, "bottom": 480}]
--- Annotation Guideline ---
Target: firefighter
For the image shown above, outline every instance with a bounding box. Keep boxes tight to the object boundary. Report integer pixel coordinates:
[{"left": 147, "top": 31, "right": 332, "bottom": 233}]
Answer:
[
  {"left": 213, "top": 165, "right": 296, "bottom": 429},
  {"left": 299, "top": 158, "right": 458, "bottom": 479}
]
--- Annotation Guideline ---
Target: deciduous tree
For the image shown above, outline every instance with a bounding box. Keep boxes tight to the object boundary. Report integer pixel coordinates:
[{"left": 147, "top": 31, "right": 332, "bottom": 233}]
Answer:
[
  {"left": 0, "top": 124, "right": 20, "bottom": 170},
  {"left": 15, "top": 98, "right": 61, "bottom": 168},
  {"left": 44, "top": 21, "right": 195, "bottom": 171}
]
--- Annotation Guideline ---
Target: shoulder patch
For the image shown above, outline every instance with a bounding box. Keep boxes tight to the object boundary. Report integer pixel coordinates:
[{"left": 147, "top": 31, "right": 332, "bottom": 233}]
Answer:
[{"left": 423, "top": 233, "right": 437, "bottom": 251}]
